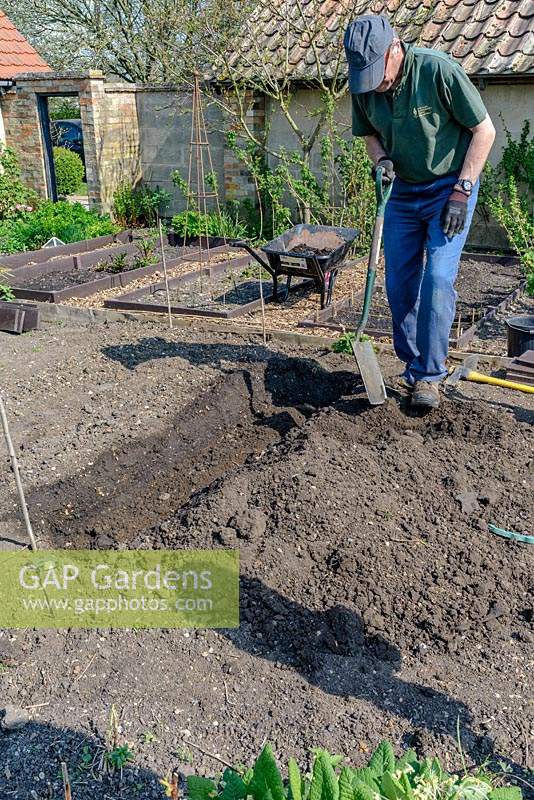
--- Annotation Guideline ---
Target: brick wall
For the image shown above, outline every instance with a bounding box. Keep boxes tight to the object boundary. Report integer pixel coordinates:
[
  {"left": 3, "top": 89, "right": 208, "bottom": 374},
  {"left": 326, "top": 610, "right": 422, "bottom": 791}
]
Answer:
[
  {"left": 1, "top": 82, "right": 47, "bottom": 196},
  {"left": 1, "top": 71, "right": 140, "bottom": 214}
]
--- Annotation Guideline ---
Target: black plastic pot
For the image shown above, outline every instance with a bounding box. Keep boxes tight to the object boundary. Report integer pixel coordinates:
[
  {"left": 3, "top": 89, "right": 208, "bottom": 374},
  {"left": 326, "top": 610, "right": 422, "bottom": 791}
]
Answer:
[
  {"left": 505, "top": 315, "right": 534, "bottom": 357},
  {"left": 167, "top": 232, "right": 228, "bottom": 249}
]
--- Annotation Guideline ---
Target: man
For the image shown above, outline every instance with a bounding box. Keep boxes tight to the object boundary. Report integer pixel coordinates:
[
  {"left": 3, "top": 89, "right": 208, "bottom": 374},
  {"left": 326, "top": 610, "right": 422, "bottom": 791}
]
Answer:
[{"left": 344, "top": 15, "right": 495, "bottom": 408}]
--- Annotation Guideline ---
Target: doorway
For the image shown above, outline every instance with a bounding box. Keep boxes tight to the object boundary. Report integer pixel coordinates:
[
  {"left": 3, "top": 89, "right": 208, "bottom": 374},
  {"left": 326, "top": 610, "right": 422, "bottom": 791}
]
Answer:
[{"left": 37, "top": 93, "right": 89, "bottom": 207}]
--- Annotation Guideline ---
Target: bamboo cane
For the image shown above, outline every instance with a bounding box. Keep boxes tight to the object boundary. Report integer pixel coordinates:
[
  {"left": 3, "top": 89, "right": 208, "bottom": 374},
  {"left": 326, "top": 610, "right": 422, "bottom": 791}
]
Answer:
[
  {"left": 158, "top": 219, "right": 173, "bottom": 330},
  {"left": 0, "top": 394, "right": 38, "bottom": 551}
]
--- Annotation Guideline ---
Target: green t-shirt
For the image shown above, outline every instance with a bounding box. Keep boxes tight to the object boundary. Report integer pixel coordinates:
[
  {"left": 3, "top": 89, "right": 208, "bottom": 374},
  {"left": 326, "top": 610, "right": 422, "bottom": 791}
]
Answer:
[{"left": 351, "top": 45, "right": 488, "bottom": 183}]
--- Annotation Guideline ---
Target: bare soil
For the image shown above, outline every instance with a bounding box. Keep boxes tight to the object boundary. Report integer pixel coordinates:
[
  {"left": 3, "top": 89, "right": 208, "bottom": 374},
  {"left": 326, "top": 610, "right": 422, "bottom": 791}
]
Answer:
[
  {"left": 11, "top": 242, "right": 204, "bottom": 292},
  {"left": 0, "top": 319, "right": 532, "bottom": 800},
  {"left": 317, "top": 258, "right": 525, "bottom": 335},
  {"left": 285, "top": 230, "right": 346, "bottom": 254},
  {"left": 140, "top": 271, "right": 272, "bottom": 312}
]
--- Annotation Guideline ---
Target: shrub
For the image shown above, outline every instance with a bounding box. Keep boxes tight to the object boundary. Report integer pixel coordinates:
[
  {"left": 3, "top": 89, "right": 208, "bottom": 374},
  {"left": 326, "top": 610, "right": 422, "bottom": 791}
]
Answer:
[
  {"left": 112, "top": 183, "right": 171, "bottom": 227},
  {"left": 172, "top": 210, "right": 216, "bottom": 238},
  {"left": 171, "top": 209, "right": 248, "bottom": 240},
  {"left": 183, "top": 741, "right": 522, "bottom": 800},
  {"left": 480, "top": 120, "right": 534, "bottom": 280},
  {"left": 0, "top": 145, "right": 38, "bottom": 220},
  {"left": 53, "top": 147, "right": 85, "bottom": 195},
  {"left": 0, "top": 201, "right": 117, "bottom": 254}
]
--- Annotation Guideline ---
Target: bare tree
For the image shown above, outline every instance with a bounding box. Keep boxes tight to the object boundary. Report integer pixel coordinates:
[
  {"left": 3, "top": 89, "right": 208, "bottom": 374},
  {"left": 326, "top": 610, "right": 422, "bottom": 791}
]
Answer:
[
  {"left": 184, "top": 0, "right": 371, "bottom": 225},
  {"left": 3, "top": 0, "right": 206, "bottom": 82}
]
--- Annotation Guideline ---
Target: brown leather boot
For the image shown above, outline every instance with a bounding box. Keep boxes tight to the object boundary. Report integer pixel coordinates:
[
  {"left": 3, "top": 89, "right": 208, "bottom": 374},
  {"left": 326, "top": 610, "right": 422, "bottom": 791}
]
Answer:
[{"left": 412, "top": 380, "right": 440, "bottom": 409}]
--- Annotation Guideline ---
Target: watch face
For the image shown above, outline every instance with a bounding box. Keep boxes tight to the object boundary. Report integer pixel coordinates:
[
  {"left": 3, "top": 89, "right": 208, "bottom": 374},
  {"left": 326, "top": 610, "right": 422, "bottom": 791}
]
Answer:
[{"left": 462, "top": 179, "right": 473, "bottom": 191}]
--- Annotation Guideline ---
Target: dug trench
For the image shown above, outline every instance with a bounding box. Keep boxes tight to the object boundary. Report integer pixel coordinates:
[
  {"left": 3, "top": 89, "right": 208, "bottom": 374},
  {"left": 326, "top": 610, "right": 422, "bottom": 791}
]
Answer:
[{"left": 18, "top": 349, "right": 534, "bottom": 782}]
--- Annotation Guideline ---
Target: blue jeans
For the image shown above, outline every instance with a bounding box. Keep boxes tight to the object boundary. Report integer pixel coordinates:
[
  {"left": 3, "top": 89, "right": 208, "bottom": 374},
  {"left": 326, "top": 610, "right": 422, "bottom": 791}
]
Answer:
[{"left": 383, "top": 172, "right": 479, "bottom": 384}]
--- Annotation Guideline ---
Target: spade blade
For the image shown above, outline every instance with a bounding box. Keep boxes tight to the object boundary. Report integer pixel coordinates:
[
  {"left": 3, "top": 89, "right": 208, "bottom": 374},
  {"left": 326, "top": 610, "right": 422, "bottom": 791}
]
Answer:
[{"left": 351, "top": 338, "right": 387, "bottom": 405}]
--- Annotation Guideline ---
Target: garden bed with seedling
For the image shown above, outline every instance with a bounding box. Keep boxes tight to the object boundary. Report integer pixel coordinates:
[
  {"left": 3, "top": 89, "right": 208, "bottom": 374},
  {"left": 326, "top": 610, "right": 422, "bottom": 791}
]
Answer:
[
  {"left": 103, "top": 256, "right": 309, "bottom": 318},
  {"left": 298, "top": 254, "right": 525, "bottom": 348},
  {"left": 8, "top": 232, "right": 236, "bottom": 303}
]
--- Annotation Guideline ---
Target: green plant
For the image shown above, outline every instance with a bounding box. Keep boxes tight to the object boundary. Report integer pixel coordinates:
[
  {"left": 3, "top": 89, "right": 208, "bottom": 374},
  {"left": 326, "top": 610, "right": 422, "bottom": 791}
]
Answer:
[
  {"left": 171, "top": 209, "right": 249, "bottom": 241},
  {"left": 112, "top": 183, "right": 171, "bottom": 228},
  {"left": 53, "top": 146, "right": 85, "bottom": 195},
  {"left": 224, "top": 117, "right": 375, "bottom": 251},
  {"left": 132, "top": 233, "right": 158, "bottom": 268},
  {"left": 0, "top": 267, "right": 15, "bottom": 301},
  {"left": 95, "top": 252, "right": 130, "bottom": 274},
  {"left": 48, "top": 98, "right": 81, "bottom": 120},
  {"left": 332, "top": 331, "right": 371, "bottom": 354},
  {"left": 185, "top": 742, "right": 522, "bottom": 800},
  {"left": 0, "top": 201, "right": 116, "bottom": 254},
  {"left": 480, "top": 121, "right": 534, "bottom": 284},
  {"left": 104, "top": 744, "right": 135, "bottom": 771},
  {"left": 172, "top": 210, "right": 215, "bottom": 238},
  {"left": 0, "top": 145, "right": 38, "bottom": 220}
]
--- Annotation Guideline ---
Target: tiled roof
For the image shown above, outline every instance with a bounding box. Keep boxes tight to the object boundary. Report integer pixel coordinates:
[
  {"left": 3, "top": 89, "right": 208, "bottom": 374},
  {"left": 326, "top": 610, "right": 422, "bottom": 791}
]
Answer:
[
  {"left": 228, "top": 0, "right": 533, "bottom": 80},
  {"left": 0, "top": 10, "right": 50, "bottom": 79}
]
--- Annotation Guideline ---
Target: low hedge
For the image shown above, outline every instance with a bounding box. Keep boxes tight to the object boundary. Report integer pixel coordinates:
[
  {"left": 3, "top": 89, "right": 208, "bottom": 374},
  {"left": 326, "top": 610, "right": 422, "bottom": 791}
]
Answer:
[{"left": 53, "top": 147, "right": 85, "bottom": 196}]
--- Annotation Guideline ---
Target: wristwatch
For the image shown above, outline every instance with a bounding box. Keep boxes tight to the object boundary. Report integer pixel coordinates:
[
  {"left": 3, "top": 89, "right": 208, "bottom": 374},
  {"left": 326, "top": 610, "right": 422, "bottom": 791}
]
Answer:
[{"left": 455, "top": 178, "right": 473, "bottom": 196}]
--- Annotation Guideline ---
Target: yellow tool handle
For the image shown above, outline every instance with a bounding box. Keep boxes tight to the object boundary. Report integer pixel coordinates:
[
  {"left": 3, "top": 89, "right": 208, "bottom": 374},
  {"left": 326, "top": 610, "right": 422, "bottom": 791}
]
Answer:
[{"left": 467, "top": 370, "right": 534, "bottom": 394}]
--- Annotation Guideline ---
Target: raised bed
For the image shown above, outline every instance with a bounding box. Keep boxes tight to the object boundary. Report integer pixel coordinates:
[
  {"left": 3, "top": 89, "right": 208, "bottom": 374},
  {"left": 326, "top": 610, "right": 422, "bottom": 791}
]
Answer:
[
  {"left": 298, "top": 253, "right": 525, "bottom": 348},
  {"left": 0, "top": 231, "right": 133, "bottom": 269},
  {"left": 104, "top": 254, "right": 312, "bottom": 318},
  {"left": 0, "top": 300, "right": 39, "bottom": 333},
  {"left": 8, "top": 241, "right": 235, "bottom": 303}
]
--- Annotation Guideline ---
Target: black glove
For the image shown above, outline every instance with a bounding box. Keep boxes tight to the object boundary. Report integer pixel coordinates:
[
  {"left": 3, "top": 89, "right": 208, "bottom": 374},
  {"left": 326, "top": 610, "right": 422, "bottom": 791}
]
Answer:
[
  {"left": 372, "top": 158, "right": 395, "bottom": 186},
  {"left": 441, "top": 190, "right": 468, "bottom": 237}
]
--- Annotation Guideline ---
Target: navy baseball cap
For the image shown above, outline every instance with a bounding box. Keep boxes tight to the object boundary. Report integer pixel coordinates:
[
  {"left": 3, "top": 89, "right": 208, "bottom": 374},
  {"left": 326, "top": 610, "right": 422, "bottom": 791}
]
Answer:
[{"left": 344, "top": 15, "right": 395, "bottom": 94}]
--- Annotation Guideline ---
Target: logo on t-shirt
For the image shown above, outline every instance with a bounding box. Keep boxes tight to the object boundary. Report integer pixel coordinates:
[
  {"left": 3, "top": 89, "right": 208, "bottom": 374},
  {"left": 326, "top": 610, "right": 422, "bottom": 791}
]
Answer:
[{"left": 412, "top": 105, "right": 433, "bottom": 118}]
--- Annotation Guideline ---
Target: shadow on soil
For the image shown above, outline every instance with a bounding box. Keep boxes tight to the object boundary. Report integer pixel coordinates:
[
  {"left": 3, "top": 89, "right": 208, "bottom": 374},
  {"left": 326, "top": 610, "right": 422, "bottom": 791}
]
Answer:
[
  {"left": 227, "top": 576, "right": 532, "bottom": 793},
  {"left": 102, "top": 336, "right": 279, "bottom": 371}
]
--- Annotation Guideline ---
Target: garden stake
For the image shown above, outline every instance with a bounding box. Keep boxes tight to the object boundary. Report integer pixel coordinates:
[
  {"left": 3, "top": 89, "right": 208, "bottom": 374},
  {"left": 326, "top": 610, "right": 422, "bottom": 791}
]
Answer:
[
  {"left": 0, "top": 394, "right": 38, "bottom": 550},
  {"left": 158, "top": 219, "right": 173, "bottom": 329},
  {"left": 61, "top": 762, "right": 72, "bottom": 800},
  {"left": 258, "top": 262, "right": 266, "bottom": 344}
]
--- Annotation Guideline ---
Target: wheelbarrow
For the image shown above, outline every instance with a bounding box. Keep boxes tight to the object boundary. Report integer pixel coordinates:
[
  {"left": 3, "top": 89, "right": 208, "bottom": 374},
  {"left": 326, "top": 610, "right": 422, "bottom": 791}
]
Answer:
[{"left": 231, "top": 224, "right": 359, "bottom": 308}]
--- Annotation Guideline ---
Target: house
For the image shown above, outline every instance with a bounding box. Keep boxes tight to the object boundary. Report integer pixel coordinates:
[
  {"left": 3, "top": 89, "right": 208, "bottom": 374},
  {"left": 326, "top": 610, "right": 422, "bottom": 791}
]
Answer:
[
  {"left": 0, "top": 10, "right": 50, "bottom": 79},
  {"left": 0, "top": 10, "right": 50, "bottom": 143}
]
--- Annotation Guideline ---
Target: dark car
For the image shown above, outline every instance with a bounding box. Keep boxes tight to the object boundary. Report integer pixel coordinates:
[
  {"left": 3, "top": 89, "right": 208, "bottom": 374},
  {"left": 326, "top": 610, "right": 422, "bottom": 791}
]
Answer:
[{"left": 51, "top": 119, "right": 85, "bottom": 165}]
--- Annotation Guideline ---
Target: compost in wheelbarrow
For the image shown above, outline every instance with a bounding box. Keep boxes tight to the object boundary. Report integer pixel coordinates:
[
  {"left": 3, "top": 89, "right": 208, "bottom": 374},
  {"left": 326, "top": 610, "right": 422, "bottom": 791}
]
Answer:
[{"left": 234, "top": 224, "right": 359, "bottom": 308}]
